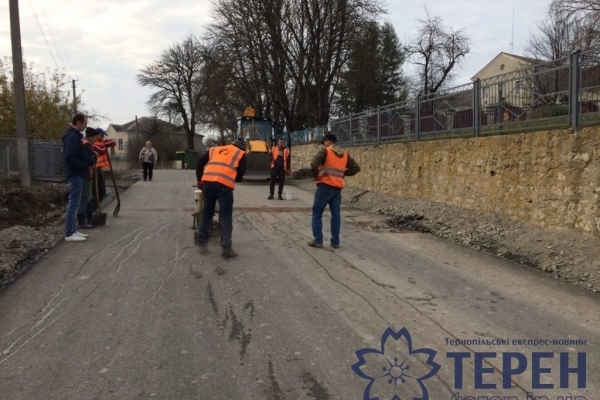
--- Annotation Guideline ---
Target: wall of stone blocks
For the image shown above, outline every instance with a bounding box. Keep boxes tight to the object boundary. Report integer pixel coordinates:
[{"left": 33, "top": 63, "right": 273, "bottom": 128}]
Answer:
[{"left": 291, "top": 127, "right": 600, "bottom": 236}]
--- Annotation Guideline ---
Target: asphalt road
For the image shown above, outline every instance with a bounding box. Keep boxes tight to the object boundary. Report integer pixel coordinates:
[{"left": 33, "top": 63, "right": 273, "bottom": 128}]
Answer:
[{"left": 0, "top": 170, "right": 598, "bottom": 400}]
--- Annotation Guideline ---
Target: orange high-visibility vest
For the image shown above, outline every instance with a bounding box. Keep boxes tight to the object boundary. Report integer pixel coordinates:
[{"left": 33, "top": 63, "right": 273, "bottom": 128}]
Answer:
[
  {"left": 95, "top": 153, "right": 108, "bottom": 169},
  {"left": 270, "top": 146, "right": 290, "bottom": 170},
  {"left": 202, "top": 145, "right": 244, "bottom": 189},
  {"left": 93, "top": 138, "right": 116, "bottom": 169},
  {"left": 316, "top": 147, "right": 347, "bottom": 189}
]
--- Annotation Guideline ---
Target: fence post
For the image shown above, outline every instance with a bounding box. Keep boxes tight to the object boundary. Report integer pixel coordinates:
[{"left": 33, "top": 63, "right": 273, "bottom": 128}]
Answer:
[
  {"left": 350, "top": 114, "right": 354, "bottom": 146},
  {"left": 415, "top": 97, "right": 421, "bottom": 142},
  {"left": 569, "top": 50, "right": 581, "bottom": 129},
  {"left": 5, "top": 145, "right": 9, "bottom": 178},
  {"left": 377, "top": 106, "right": 381, "bottom": 145},
  {"left": 473, "top": 79, "right": 481, "bottom": 137}
]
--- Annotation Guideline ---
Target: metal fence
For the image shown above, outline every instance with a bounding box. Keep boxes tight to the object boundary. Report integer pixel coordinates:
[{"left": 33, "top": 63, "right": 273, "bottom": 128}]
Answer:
[
  {"left": 0, "top": 138, "right": 62, "bottom": 180},
  {"left": 291, "top": 49, "right": 600, "bottom": 145}
]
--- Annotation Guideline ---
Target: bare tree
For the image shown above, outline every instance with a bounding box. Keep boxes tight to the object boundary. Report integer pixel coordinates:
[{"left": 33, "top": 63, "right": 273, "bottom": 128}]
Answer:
[
  {"left": 137, "top": 35, "right": 212, "bottom": 149},
  {"left": 527, "top": 5, "right": 600, "bottom": 61},
  {"left": 551, "top": 0, "right": 600, "bottom": 20},
  {"left": 207, "top": 0, "right": 385, "bottom": 131},
  {"left": 405, "top": 10, "right": 471, "bottom": 96}
]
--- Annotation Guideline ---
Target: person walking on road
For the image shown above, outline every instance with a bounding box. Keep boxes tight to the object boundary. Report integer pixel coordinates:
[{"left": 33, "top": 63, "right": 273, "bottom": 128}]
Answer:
[
  {"left": 61, "top": 113, "right": 91, "bottom": 242},
  {"left": 196, "top": 138, "right": 247, "bottom": 258},
  {"left": 308, "top": 133, "right": 360, "bottom": 249},
  {"left": 268, "top": 138, "right": 291, "bottom": 200},
  {"left": 139, "top": 141, "right": 158, "bottom": 181}
]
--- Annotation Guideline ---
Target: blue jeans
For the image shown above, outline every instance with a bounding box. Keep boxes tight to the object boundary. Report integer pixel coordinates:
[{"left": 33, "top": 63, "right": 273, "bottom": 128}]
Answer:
[
  {"left": 312, "top": 184, "right": 342, "bottom": 246},
  {"left": 198, "top": 182, "right": 234, "bottom": 249},
  {"left": 66, "top": 176, "right": 85, "bottom": 236}
]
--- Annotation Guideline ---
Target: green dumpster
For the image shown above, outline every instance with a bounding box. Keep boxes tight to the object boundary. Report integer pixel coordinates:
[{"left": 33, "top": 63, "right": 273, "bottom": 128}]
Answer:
[{"left": 184, "top": 149, "right": 200, "bottom": 170}]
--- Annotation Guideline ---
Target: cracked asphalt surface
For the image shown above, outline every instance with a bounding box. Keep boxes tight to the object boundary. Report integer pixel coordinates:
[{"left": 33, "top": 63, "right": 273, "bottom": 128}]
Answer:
[{"left": 0, "top": 170, "right": 598, "bottom": 399}]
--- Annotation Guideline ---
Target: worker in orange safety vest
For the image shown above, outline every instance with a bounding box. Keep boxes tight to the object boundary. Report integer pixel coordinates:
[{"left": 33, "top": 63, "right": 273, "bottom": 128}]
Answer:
[
  {"left": 308, "top": 133, "right": 360, "bottom": 249},
  {"left": 268, "top": 138, "right": 291, "bottom": 200},
  {"left": 90, "top": 128, "right": 116, "bottom": 219},
  {"left": 196, "top": 138, "right": 247, "bottom": 258}
]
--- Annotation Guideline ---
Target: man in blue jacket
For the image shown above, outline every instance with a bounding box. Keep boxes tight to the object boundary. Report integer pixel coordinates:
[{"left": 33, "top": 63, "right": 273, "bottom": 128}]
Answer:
[{"left": 62, "top": 113, "right": 91, "bottom": 242}]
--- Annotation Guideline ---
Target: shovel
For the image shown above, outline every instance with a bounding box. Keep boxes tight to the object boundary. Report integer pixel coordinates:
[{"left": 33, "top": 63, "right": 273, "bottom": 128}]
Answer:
[
  {"left": 92, "top": 167, "right": 107, "bottom": 226},
  {"left": 106, "top": 150, "right": 121, "bottom": 217}
]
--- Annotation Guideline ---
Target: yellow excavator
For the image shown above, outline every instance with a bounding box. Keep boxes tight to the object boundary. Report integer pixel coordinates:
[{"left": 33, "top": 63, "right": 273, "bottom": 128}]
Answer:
[{"left": 238, "top": 107, "right": 291, "bottom": 180}]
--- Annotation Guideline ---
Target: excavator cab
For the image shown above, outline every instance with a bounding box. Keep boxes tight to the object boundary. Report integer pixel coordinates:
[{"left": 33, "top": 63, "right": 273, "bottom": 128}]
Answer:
[{"left": 237, "top": 108, "right": 291, "bottom": 180}]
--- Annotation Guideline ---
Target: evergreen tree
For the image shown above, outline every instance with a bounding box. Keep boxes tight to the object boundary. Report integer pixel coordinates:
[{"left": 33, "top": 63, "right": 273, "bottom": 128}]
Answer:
[{"left": 333, "top": 22, "right": 407, "bottom": 116}]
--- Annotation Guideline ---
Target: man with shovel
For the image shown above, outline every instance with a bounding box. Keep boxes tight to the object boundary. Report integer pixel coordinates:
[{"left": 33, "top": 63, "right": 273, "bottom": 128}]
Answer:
[
  {"left": 90, "top": 128, "right": 116, "bottom": 224},
  {"left": 79, "top": 128, "right": 102, "bottom": 230}
]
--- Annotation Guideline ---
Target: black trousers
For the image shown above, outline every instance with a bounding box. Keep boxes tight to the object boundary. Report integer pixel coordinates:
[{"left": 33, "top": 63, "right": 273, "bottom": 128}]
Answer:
[
  {"left": 143, "top": 162, "right": 154, "bottom": 181},
  {"left": 270, "top": 166, "right": 286, "bottom": 195},
  {"left": 89, "top": 169, "right": 106, "bottom": 214}
]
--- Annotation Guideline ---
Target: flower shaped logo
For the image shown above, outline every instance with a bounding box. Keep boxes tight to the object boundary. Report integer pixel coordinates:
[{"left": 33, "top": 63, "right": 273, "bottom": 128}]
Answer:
[{"left": 352, "top": 327, "right": 440, "bottom": 400}]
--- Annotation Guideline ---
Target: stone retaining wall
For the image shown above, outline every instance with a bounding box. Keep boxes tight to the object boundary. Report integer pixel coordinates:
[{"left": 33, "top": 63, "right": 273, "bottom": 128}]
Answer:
[{"left": 291, "top": 127, "right": 600, "bottom": 236}]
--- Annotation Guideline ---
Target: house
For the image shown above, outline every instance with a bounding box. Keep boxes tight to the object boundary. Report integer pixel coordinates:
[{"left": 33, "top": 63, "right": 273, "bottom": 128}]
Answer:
[
  {"left": 471, "top": 52, "right": 538, "bottom": 110},
  {"left": 471, "top": 52, "right": 538, "bottom": 81},
  {"left": 104, "top": 117, "right": 204, "bottom": 161},
  {"left": 471, "top": 51, "right": 599, "bottom": 121}
]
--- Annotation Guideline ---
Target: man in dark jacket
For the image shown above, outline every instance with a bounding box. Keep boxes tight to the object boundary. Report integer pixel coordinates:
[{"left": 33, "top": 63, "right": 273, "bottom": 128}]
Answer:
[{"left": 61, "top": 113, "right": 90, "bottom": 242}]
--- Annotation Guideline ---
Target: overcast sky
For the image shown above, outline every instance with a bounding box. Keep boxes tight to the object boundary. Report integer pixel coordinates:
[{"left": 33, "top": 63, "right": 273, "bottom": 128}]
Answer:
[{"left": 0, "top": 0, "right": 551, "bottom": 130}]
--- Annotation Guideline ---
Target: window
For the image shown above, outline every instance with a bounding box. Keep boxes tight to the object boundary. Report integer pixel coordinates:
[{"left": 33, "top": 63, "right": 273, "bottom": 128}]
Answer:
[
  {"left": 110, "top": 147, "right": 115, "bottom": 156},
  {"left": 118, "top": 139, "right": 123, "bottom": 150},
  {"left": 515, "top": 79, "right": 523, "bottom": 90}
]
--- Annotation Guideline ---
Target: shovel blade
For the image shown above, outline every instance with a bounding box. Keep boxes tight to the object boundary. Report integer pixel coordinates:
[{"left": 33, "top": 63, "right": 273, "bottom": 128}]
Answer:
[{"left": 92, "top": 212, "right": 107, "bottom": 226}]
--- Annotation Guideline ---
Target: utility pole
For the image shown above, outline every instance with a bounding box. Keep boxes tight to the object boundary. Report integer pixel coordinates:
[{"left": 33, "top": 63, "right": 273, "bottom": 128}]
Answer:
[
  {"left": 72, "top": 79, "right": 78, "bottom": 114},
  {"left": 9, "top": 0, "right": 30, "bottom": 187},
  {"left": 135, "top": 115, "right": 139, "bottom": 144}
]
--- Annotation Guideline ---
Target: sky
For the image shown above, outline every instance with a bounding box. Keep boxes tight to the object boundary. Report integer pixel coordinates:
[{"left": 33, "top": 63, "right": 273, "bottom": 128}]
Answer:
[{"left": 0, "top": 0, "right": 551, "bottom": 131}]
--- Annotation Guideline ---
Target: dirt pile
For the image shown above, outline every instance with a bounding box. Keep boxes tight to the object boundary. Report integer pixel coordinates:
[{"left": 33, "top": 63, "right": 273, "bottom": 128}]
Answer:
[{"left": 0, "top": 170, "right": 140, "bottom": 289}]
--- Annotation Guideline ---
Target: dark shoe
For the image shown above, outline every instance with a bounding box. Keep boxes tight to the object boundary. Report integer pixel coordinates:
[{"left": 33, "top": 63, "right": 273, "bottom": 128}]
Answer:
[
  {"left": 222, "top": 248, "right": 238, "bottom": 259},
  {"left": 308, "top": 240, "right": 323, "bottom": 248},
  {"left": 198, "top": 245, "right": 208, "bottom": 254},
  {"left": 77, "top": 214, "right": 95, "bottom": 229},
  {"left": 331, "top": 243, "right": 339, "bottom": 249},
  {"left": 267, "top": 194, "right": 274, "bottom": 200},
  {"left": 278, "top": 194, "right": 284, "bottom": 200}
]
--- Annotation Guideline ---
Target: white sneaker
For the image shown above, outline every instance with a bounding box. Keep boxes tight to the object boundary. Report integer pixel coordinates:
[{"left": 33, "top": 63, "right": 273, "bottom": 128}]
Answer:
[
  {"left": 65, "top": 234, "right": 86, "bottom": 242},
  {"left": 75, "top": 231, "right": 89, "bottom": 238}
]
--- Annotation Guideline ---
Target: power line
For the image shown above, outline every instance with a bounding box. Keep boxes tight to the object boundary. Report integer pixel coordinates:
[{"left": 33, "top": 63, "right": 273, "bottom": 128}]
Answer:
[
  {"left": 40, "top": 3, "right": 66, "bottom": 68},
  {"left": 25, "top": 0, "right": 61, "bottom": 72},
  {"left": 46, "top": 0, "right": 73, "bottom": 73}
]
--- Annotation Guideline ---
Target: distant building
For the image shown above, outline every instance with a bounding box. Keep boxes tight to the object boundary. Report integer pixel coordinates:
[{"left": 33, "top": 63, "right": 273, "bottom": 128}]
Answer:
[
  {"left": 471, "top": 52, "right": 538, "bottom": 109},
  {"left": 471, "top": 51, "right": 598, "bottom": 120},
  {"left": 104, "top": 116, "right": 203, "bottom": 160}
]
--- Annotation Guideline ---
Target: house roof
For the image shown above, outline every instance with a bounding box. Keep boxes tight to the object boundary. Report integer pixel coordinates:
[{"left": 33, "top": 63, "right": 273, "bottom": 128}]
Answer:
[{"left": 470, "top": 52, "right": 540, "bottom": 81}]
